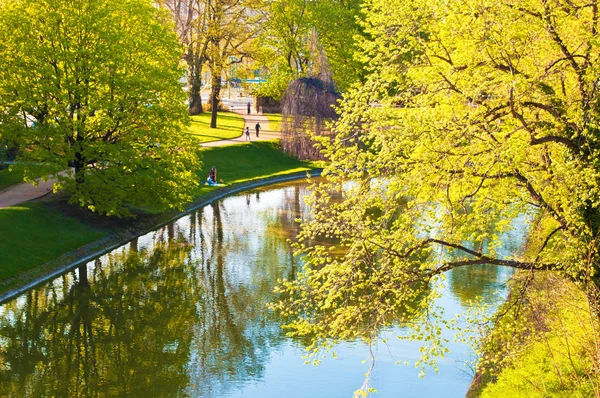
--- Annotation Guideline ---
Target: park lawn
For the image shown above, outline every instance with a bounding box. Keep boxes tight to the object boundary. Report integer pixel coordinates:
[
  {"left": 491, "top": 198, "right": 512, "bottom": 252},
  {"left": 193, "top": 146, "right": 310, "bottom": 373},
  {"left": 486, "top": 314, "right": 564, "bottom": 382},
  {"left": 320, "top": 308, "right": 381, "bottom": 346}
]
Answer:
[
  {"left": 264, "top": 113, "right": 283, "bottom": 132},
  {"left": 0, "top": 141, "right": 320, "bottom": 290},
  {"left": 0, "top": 202, "right": 108, "bottom": 281},
  {"left": 0, "top": 167, "right": 24, "bottom": 191},
  {"left": 197, "top": 140, "right": 316, "bottom": 186},
  {"left": 186, "top": 111, "right": 245, "bottom": 142}
]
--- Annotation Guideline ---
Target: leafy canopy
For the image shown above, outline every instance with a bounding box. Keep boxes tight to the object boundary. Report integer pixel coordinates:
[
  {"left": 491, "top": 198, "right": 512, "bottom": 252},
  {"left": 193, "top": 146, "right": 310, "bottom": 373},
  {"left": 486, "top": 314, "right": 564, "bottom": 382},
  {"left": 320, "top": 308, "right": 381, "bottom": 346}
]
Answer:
[
  {"left": 0, "top": 0, "right": 201, "bottom": 217},
  {"left": 255, "top": 0, "right": 364, "bottom": 98},
  {"left": 272, "top": 0, "right": 600, "bottom": 379}
]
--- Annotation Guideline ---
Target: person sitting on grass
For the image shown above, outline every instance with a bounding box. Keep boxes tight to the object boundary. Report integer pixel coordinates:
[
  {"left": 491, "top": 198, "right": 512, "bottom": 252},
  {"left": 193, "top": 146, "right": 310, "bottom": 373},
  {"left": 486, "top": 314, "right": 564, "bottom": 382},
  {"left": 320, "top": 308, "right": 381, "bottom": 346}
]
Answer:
[{"left": 206, "top": 166, "right": 217, "bottom": 185}]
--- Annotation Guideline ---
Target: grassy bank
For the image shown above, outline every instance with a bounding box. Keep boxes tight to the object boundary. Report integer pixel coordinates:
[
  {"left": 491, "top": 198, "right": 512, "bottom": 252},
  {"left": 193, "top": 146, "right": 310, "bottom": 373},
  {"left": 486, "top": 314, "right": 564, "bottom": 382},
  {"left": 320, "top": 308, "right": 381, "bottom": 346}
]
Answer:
[
  {"left": 469, "top": 272, "right": 599, "bottom": 397},
  {"left": 0, "top": 141, "right": 316, "bottom": 293},
  {"left": 0, "top": 203, "right": 108, "bottom": 280},
  {"left": 0, "top": 167, "right": 24, "bottom": 191},
  {"left": 199, "top": 140, "right": 316, "bottom": 184},
  {"left": 187, "top": 111, "right": 245, "bottom": 142}
]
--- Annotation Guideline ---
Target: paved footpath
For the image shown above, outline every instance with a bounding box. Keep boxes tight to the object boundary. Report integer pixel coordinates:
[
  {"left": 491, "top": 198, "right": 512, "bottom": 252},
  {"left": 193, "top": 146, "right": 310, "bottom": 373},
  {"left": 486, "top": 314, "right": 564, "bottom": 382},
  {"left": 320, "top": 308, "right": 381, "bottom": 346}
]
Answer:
[
  {"left": 0, "top": 178, "right": 56, "bottom": 208},
  {"left": 202, "top": 107, "right": 278, "bottom": 147},
  {"left": 0, "top": 108, "right": 280, "bottom": 208}
]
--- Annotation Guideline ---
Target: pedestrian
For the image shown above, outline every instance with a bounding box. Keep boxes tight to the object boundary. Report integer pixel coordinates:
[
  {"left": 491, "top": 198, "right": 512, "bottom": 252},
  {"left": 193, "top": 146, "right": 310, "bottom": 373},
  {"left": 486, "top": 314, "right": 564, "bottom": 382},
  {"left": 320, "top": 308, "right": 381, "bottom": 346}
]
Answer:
[
  {"left": 255, "top": 122, "right": 261, "bottom": 137},
  {"left": 247, "top": 102, "right": 251, "bottom": 115},
  {"left": 245, "top": 126, "right": 250, "bottom": 141}
]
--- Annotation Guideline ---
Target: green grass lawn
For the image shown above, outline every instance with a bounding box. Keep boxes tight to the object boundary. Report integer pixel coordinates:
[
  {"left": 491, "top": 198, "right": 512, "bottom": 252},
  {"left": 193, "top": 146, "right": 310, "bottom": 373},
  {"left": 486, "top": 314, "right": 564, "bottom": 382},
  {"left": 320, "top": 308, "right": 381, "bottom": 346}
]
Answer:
[
  {"left": 186, "top": 111, "right": 245, "bottom": 142},
  {"left": 198, "top": 140, "right": 314, "bottom": 185},
  {"left": 0, "top": 202, "right": 108, "bottom": 281},
  {"left": 0, "top": 167, "right": 24, "bottom": 191},
  {"left": 264, "top": 113, "right": 284, "bottom": 132},
  {"left": 0, "top": 141, "right": 319, "bottom": 291}
]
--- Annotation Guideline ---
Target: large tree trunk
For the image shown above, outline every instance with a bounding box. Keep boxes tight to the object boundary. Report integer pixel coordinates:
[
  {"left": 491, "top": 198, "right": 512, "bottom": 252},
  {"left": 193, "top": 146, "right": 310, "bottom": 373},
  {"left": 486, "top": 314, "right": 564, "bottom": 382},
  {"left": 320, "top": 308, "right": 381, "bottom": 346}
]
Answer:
[
  {"left": 209, "top": 65, "right": 222, "bottom": 129},
  {"left": 187, "top": 56, "right": 204, "bottom": 115},
  {"left": 74, "top": 150, "right": 85, "bottom": 186}
]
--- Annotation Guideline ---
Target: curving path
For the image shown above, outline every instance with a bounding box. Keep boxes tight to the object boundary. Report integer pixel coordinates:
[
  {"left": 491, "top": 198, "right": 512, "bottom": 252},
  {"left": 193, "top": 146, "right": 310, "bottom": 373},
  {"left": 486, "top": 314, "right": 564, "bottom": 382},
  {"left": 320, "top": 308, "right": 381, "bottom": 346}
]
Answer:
[
  {"left": 201, "top": 106, "right": 279, "bottom": 147},
  {"left": 0, "top": 104, "right": 281, "bottom": 208},
  {"left": 0, "top": 179, "right": 56, "bottom": 208}
]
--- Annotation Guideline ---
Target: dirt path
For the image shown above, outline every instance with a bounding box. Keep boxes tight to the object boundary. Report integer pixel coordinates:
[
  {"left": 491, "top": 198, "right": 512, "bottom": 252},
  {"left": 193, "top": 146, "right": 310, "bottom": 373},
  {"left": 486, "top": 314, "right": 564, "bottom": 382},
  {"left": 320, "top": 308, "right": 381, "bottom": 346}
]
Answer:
[{"left": 0, "top": 108, "right": 281, "bottom": 208}]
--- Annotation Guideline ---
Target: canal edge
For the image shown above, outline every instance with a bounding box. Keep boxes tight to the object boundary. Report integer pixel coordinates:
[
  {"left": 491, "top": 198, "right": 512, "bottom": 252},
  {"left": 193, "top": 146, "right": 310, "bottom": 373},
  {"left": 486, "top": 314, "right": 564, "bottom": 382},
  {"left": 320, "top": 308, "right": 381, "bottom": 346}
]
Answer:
[{"left": 0, "top": 168, "right": 323, "bottom": 304}]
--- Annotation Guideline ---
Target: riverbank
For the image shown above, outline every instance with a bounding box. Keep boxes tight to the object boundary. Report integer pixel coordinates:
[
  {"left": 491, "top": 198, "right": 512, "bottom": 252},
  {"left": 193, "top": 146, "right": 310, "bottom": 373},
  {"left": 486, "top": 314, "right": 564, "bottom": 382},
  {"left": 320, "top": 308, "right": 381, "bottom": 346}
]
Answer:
[
  {"left": 467, "top": 270, "right": 599, "bottom": 397},
  {"left": 0, "top": 141, "right": 322, "bottom": 302}
]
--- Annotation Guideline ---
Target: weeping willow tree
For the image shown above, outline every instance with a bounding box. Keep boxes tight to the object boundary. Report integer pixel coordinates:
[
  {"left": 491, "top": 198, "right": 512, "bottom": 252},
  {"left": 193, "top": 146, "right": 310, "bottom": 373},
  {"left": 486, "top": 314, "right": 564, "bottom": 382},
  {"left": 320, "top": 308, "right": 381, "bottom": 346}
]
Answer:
[
  {"left": 280, "top": 74, "right": 340, "bottom": 160},
  {"left": 280, "top": 29, "right": 341, "bottom": 160}
]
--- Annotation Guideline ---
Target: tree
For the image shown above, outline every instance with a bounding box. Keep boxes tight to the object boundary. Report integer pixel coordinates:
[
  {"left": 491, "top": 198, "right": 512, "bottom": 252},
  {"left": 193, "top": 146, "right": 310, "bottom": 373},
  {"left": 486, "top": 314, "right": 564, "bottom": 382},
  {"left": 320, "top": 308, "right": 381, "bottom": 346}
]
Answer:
[
  {"left": 160, "top": 0, "right": 211, "bottom": 115},
  {"left": 272, "top": 0, "right": 600, "bottom": 387},
  {"left": 0, "top": 0, "right": 200, "bottom": 217},
  {"left": 255, "top": 0, "right": 364, "bottom": 98},
  {"left": 310, "top": 0, "right": 364, "bottom": 92},
  {"left": 205, "top": 0, "right": 260, "bottom": 128}
]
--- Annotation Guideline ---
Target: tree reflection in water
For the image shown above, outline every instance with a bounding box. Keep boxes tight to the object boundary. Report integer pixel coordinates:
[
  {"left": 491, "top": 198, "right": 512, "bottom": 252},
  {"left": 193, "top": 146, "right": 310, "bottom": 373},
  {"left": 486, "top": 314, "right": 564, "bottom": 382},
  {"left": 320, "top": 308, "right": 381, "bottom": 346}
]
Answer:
[
  {"left": 0, "top": 182, "right": 516, "bottom": 397},
  {"left": 0, "top": 184, "right": 310, "bottom": 397},
  {"left": 0, "top": 236, "right": 199, "bottom": 396}
]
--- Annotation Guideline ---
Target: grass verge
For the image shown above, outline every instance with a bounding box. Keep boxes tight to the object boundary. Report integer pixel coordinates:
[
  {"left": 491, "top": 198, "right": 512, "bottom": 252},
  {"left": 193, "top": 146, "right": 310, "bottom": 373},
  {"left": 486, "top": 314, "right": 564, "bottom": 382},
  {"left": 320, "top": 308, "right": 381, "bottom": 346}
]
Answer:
[
  {"left": 0, "top": 167, "right": 24, "bottom": 191},
  {"left": 0, "top": 141, "right": 318, "bottom": 292},
  {"left": 0, "top": 202, "right": 108, "bottom": 281},
  {"left": 186, "top": 111, "right": 245, "bottom": 142},
  {"left": 264, "top": 113, "right": 283, "bottom": 132}
]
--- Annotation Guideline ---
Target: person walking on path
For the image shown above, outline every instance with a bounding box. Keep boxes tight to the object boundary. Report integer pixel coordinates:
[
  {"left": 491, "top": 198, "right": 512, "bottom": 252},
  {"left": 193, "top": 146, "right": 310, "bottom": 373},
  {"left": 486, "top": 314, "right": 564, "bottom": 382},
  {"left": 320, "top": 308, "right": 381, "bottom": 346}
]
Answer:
[
  {"left": 247, "top": 102, "right": 251, "bottom": 115},
  {"left": 255, "top": 122, "right": 261, "bottom": 137},
  {"left": 245, "top": 126, "right": 250, "bottom": 141}
]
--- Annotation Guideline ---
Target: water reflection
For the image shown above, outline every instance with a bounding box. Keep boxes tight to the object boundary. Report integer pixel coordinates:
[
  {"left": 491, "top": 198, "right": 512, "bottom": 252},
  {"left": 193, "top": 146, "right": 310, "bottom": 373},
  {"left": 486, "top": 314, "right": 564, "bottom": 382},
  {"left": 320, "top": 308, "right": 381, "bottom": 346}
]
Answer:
[
  {"left": 0, "top": 239, "right": 199, "bottom": 396},
  {"left": 0, "top": 181, "right": 515, "bottom": 397}
]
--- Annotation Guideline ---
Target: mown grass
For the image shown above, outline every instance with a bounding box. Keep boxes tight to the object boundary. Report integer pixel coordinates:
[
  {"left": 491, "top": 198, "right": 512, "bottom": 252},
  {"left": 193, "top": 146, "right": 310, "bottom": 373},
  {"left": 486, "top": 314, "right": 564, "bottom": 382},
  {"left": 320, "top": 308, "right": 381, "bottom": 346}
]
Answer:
[
  {"left": 0, "top": 202, "right": 108, "bottom": 280},
  {"left": 0, "top": 141, "right": 319, "bottom": 289},
  {"left": 0, "top": 167, "right": 24, "bottom": 191},
  {"left": 186, "top": 111, "right": 245, "bottom": 142},
  {"left": 264, "top": 113, "right": 284, "bottom": 132},
  {"left": 198, "top": 140, "right": 315, "bottom": 185}
]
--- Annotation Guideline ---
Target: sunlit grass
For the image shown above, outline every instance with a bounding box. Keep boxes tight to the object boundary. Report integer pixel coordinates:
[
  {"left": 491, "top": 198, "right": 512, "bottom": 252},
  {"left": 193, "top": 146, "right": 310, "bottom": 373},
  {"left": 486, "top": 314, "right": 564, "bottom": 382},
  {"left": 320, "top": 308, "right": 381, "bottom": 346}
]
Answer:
[
  {"left": 0, "top": 167, "right": 24, "bottom": 191},
  {"left": 264, "top": 113, "right": 284, "bottom": 132},
  {"left": 186, "top": 112, "right": 245, "bottom": 142},
  {"left": 0, "top": 203, "right": 107, "bottom": 280},
  {"left": 197, "top": 140, "right": 316, "bottom": 186}
]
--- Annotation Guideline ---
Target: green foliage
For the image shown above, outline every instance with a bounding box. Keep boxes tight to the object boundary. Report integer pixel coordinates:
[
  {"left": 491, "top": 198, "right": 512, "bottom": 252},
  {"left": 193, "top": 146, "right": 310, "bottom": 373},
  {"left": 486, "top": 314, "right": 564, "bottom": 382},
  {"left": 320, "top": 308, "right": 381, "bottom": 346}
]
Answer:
[
  {"left": 0, "top": 0, "right": 201, "bottom": 217},
  {"left": 273, "top": 0, "right": 600, "bottom": 383},
  {"left": 253, "top": 66, "right": 295, "bottom": 100},
  {"left": 186, "top": 112, "right": 245, "bottom": 142},
  {"left": 310, "top": 0, "right": 365, "bottom": 92},
  {"left": 257, "top": 0, "right": 364, "bottom": 95}
]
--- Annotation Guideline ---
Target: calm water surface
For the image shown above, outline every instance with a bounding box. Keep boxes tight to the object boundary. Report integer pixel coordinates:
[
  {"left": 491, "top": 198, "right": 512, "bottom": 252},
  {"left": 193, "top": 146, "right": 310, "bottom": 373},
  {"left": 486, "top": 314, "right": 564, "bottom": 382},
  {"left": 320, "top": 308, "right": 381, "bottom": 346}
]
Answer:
[{"left": 0, "top": 181, "right": 520, "bottom": 397}]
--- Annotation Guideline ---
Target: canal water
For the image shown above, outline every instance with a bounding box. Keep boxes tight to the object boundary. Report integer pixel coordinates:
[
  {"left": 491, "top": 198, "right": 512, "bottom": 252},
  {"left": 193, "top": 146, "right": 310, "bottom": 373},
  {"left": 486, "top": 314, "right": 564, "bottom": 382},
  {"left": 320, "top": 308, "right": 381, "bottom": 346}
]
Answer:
[{"left": 0, "top": 181, "right": 519, "bottom": 397}]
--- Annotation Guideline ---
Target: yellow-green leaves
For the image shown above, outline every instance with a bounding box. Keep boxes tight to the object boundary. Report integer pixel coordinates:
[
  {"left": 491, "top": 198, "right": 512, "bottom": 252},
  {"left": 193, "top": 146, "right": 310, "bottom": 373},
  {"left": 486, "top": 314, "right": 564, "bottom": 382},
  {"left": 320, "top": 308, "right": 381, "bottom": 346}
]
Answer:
[
  {"left": 0, "top": 0, "right": 200, "bottom": 217},
  {"left": 273, "top": 0, "right": 600, "bottom": 385}
]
